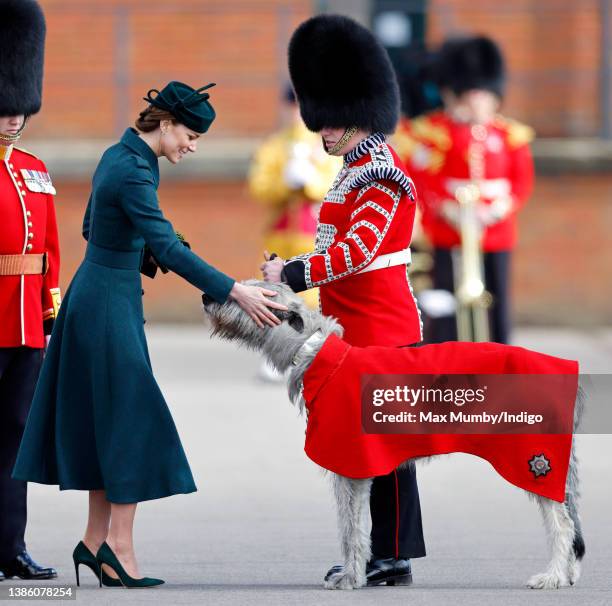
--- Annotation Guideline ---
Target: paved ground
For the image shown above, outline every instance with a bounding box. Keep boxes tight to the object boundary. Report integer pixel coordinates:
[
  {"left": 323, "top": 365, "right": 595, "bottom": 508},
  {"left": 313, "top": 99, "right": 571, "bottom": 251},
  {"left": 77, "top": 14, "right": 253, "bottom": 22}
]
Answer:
[{"left": 5, "top": 325, "right": 612, "bottom": 605}]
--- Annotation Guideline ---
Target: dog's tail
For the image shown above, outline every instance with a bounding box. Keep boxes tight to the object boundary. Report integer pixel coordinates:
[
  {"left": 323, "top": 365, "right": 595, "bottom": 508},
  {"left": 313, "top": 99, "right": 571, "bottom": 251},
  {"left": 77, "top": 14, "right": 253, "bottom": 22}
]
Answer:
[
  {"left": 572, "top": 526, "right": 586, "bottom": 561},
  {"left": 568, "top": 487, "right": 585, "bottom": 560},
  {"left": 567, "top": 381, "right": 586, "bottom": 561},
  {"left": 566, "top": 451, "right": 586, "bottom": 561}
]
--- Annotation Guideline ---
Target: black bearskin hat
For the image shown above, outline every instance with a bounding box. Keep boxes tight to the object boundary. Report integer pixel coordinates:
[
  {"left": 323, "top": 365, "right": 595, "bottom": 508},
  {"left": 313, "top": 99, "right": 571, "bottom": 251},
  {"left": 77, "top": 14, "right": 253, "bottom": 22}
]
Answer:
[
  {"left": 434, "top": 36, "right": 505, "bottom": 99},
  {"left": 0, "top": 0, "right": 46, "bottom": 116},
  {"left": 288, "top": 15, "right": 400, "bottom": 134}
]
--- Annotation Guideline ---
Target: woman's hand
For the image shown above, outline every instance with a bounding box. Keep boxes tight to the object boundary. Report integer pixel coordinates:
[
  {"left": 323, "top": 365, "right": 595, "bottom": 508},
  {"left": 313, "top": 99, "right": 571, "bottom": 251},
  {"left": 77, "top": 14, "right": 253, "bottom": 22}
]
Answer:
[
  {"left": 260, "top": 250, "right": 285, "bottom": 283},
  {"left": 229, "top": 282, "right": 288, "bottom": 328}
]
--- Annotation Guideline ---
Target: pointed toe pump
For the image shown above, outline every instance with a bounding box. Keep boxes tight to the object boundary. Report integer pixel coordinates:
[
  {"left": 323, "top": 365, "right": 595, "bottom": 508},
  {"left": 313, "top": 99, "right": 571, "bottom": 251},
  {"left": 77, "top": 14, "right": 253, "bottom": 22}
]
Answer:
[
  {"left": 73, "top": 541, "right": 122, "bottom": 587},
  {"left": 95, "top": 542, "right": 164, "bottom": 588}
]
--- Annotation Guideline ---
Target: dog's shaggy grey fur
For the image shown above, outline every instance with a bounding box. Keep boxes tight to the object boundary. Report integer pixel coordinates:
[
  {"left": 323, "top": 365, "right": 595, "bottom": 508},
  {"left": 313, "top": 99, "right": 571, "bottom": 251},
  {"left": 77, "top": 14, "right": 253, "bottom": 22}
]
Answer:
[{"left": 203, "top": 280, "right": 585, "bottom": 590}]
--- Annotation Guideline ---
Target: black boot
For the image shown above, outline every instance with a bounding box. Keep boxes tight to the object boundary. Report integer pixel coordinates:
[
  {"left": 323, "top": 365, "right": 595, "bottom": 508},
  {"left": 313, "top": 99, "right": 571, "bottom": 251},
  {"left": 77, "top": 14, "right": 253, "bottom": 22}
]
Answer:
[
  {"left": 366, "top": 556, "right": 412, "bottom": 586},
  {"left": 324, "top": 556, "right": 412, "bottom": 587},
  {"left": 0, "top": 552, "right": 57, "bottom": 580}
]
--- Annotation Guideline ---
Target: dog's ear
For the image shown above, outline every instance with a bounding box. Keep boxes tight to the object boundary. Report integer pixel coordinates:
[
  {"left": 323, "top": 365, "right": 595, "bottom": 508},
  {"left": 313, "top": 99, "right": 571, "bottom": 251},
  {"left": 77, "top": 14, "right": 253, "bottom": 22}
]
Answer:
[{"left": 287, "top": 310, "right": 305, "bottom": 333}]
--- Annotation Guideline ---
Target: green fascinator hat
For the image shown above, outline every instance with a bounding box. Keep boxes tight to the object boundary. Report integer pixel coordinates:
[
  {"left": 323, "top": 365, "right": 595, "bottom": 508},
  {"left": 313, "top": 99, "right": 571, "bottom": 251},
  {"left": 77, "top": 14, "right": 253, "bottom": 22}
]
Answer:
[{"left": 144, "top": 81, "right": 216, "bottom": 134}]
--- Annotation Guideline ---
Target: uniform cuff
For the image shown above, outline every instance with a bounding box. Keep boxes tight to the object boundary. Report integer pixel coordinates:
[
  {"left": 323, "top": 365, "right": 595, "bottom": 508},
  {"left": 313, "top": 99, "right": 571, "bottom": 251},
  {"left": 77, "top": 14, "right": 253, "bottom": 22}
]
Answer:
[
  {"left": 282, "top": 260, "right": 307, "bottom": 293},
  {"left": 43, "top": 318, "right": 54, "bottom": 336}
]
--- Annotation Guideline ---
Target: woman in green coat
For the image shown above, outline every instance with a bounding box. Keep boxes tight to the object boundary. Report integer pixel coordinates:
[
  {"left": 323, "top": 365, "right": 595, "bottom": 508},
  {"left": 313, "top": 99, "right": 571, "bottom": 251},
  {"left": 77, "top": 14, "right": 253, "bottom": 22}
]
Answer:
[{"left": 13, "top": 81, "right": 286, "bottom": 587}]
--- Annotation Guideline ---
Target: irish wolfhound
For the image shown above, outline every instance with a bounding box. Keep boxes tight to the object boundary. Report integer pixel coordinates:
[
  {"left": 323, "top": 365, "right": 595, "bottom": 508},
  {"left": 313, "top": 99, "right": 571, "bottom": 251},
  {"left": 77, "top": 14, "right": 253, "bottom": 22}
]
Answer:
[{"left": 202, "top": 280, "right": 585, "bottom": 590}]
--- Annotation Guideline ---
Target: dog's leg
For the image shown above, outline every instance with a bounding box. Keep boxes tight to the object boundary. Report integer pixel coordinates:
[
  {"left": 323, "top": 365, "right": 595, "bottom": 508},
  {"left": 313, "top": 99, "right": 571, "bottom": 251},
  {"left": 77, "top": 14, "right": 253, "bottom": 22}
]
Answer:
[
  {"left": 324, "top": 474, "right": 373, "bottom": 590},
  {"left": 527, "top": 496, "right": 575, "bottom": 589}
]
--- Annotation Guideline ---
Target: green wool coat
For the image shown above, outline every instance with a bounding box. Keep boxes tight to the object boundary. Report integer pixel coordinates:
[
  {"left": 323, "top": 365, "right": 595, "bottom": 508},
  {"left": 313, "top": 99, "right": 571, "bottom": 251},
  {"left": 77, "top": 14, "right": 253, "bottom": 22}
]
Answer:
[{"left": 13, "top": 128, "right": 235, "bottom": 503}]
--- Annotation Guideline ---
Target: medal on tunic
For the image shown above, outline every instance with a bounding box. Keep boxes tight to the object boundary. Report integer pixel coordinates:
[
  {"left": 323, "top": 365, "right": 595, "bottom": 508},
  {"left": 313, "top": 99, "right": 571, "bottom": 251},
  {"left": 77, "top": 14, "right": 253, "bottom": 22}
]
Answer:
[{"left": 20, "top": 169, "right": 57, "bottom": 195}]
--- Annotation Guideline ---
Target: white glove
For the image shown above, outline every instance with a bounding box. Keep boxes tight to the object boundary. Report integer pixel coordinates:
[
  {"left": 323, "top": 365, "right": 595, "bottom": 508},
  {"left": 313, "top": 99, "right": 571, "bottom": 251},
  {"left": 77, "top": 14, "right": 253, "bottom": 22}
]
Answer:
[
  {"left": 284, "top": 157, "right": 316, "bottom": 190},
  {"left": 474, "top": 197, "right": 512, "bottom": 227},
  {"left": 489, "top": 196, "right": 513, "bottom": 223}
]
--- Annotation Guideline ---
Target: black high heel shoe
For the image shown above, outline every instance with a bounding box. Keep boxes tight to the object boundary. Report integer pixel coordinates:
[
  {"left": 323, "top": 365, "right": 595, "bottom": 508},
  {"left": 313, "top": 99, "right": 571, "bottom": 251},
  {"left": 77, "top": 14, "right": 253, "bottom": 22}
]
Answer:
[
  {"left": 72, "top": 542, "right": 122, "bottom": 587},
  {"left": 95, "top": 542, "right": 164, "bottom": 588}
]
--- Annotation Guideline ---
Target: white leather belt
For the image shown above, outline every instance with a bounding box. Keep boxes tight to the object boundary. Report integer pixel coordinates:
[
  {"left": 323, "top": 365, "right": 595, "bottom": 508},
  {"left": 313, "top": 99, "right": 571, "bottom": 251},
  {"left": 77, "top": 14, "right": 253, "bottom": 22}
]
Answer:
[
  {"left": 357, "top": 248, "right": 412, "bottom": 275},
  {"left": 445, "top": 178, "right": 510, "bottom": 199}
]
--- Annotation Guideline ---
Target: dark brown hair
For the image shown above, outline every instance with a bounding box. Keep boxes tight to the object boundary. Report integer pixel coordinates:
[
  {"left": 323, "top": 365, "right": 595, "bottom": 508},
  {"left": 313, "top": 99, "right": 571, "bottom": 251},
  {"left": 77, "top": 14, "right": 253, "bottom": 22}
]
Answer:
[{"left": 135, "top": 105, "right": 177, "bottom": 133}]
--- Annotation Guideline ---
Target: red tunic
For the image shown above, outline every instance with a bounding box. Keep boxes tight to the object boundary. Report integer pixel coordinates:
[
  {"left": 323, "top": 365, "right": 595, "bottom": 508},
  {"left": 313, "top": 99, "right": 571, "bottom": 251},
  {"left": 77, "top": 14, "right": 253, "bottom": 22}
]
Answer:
[
  {"left": 395, "top": 112, "right": 534, "bottom": 252},
  {"left": 302, "top": 335, "right": 578, "bottom": 502},
  {"left": 283, "top": 133, "right": 422, "bottom": 347},
  {"left": 0, "top": 145, "right": 61, "bottom": 348}
]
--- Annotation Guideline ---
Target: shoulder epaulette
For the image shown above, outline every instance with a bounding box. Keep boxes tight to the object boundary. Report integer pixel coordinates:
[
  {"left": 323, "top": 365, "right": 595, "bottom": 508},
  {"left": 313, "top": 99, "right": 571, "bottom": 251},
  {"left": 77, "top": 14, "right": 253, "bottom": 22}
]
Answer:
[
  {"left": 348, "top": 142, "right": 416, "bottom": 201},
  {"left": 495, "top": 116, "right": 535, "bottom": 148},
  {"left": 410, "top": 113, "right": 452, "bottom": 151},
  {"left": 14, "top": 146, "right": 41, "bottom": 160},
  {"left": 391, "top": 123, "right": 418, "bottom": 159}
]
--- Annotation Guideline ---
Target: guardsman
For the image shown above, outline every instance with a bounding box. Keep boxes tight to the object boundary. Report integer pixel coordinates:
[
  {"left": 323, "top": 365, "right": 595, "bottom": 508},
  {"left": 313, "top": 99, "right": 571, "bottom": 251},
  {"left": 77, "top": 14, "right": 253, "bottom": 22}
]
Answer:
[
  {"left": 262, "top": 15, "right": 425, "bottom": 587},
  {"left": 0, "top": 0, "right": 59, "bottom": 581},
  {"left": 395, "top": 36, "right": 534, "bottom": 344}
]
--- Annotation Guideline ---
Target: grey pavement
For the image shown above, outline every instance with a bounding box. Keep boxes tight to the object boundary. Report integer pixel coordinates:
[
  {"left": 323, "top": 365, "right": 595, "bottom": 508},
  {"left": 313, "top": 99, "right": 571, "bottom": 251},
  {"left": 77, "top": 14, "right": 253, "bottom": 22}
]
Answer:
[{"left": 7, "top": 325, "right": 612, "bottom": 606}]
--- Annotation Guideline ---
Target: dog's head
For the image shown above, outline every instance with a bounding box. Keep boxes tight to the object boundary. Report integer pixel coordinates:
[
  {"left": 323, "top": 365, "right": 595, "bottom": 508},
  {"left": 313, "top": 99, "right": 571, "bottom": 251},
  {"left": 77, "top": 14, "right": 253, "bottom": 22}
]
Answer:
[{"left": 202, "top": 280, "right": 310, "bottom": 349}]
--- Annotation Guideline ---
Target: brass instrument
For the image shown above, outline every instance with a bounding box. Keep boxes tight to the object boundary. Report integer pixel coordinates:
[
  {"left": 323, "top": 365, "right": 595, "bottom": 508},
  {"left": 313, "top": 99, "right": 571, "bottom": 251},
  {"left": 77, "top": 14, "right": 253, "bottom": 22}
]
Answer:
[
  {"left": 407, "top": 248, "right": 434, "bottom": 293},
  {"left": 452, "top": 124, "right": 493, "bottom": 342}
]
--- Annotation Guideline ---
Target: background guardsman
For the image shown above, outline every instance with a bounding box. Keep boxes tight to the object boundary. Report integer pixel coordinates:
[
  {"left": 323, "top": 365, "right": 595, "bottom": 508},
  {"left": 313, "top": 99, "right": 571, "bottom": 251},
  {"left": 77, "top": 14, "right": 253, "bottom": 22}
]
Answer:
[
  {"left": 395, "top": 36, "right": 534, "bottom": 344},
  {"left": 0, "top": 0, "right": 59, "bottom": 581}
]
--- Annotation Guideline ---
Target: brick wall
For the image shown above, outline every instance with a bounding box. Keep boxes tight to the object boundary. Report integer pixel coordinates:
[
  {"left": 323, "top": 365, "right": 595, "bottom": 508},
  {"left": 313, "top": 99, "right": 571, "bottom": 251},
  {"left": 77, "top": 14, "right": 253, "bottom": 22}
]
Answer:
[
  {"left": 34, "top": 0, "right": 313, "bottom": 139},
  {"left": 514, "top": 174, "right": 612, "bottom": 326},
  {"left": 52, "top": 174, "right": 612, "bottom": 326}
]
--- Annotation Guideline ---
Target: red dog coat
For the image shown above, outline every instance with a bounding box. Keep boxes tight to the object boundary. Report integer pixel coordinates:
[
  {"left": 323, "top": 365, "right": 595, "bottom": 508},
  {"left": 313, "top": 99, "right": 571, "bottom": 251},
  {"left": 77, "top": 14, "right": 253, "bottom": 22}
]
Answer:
[{"left": 302, "top": 336, "right": 578, "bottom": 502}]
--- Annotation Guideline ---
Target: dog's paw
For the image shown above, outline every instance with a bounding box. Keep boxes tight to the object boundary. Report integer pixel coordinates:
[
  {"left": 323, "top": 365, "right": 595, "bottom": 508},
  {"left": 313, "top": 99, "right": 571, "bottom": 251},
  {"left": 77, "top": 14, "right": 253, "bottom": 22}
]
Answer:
[
  {"left": 323, "top": 570, "right": 365, "bottom": 590},
  {"left": 526, "top": 572, "right": 570, "bottom": 589}
]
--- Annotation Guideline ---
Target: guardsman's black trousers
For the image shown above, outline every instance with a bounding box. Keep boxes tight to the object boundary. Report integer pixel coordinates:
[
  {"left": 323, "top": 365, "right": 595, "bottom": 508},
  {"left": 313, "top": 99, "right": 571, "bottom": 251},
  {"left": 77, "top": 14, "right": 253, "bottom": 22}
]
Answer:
[{"left": 0, "top": 347, "right": 42, "bottom": 564}]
